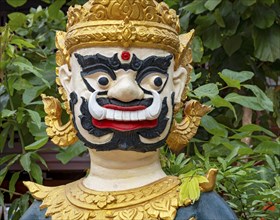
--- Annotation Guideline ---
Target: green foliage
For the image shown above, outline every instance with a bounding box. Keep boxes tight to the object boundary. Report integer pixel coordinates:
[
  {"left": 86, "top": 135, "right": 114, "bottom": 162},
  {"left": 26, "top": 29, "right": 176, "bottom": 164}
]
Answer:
[
  {"left": 162, "top": 0, "right": 280, "bottom": 219},
  {"left": 0, "top": 0, "right": 279, "bottom": 219},
  {"left": 0, "top": 2, "right": 70, "bottom": 218}
]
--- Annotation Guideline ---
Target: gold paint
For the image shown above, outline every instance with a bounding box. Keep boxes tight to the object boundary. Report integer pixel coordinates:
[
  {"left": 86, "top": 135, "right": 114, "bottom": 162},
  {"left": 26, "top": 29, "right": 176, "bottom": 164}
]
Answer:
[
  {"left": 24, "top": 170, "right": 217, "bottom": 219},
  {"left": 200, "top": 168, "right": 218, "bottom": 192},
  {"left": 41, "top": 94, "right": 78, "bottom": 147},
  {"left": 44, "top": 0, "right": 195, "bottom": 146},
  {"left": 56, "top": 0, "right": 190, "bottom": 69},
  {"left": 166, "top": 100, "right": 212, "bottom": 154},
  {"left": 24, "top": 177, "right": 181, "bottom": 220}
]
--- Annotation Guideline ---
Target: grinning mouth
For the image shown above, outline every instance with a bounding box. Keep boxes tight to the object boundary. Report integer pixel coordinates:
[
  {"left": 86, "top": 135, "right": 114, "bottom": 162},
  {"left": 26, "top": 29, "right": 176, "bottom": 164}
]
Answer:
[
  {"left": 88, "top": 91, "right": 162, "bottom": 122},
  {"left": 88, "top": 91, "right": 161, "bottom": 131},
  {"left": 92, "top": 118, "right": 158, "bottom": 131}
]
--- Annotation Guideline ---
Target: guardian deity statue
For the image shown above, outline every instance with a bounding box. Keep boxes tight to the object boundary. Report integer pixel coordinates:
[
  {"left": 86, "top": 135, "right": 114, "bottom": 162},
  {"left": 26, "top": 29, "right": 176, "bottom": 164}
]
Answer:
[{"left": 21, "top": 0, "right": 237, "bottom": 219}]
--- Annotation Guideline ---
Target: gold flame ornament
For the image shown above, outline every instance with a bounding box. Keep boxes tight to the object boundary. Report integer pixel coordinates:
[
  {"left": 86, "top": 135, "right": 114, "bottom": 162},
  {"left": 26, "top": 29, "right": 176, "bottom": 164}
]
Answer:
[
  {"left": 166, "top": 100, "right": 212, "bottom": 154},
  {"left": 43, "top": 0, "right": 197, "bottom": 147}
]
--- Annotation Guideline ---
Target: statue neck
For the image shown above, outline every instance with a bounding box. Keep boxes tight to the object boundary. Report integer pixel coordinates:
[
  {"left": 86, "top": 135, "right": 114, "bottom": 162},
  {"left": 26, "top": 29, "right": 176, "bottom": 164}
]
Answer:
[{"left": 83, "top": 149, "right": 167, "bottom": 191}]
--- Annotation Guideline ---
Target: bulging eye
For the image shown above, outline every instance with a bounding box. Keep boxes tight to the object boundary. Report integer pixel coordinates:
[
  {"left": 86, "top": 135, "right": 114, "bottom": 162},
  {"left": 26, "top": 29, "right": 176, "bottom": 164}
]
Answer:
[
  {"left": 83, "top": 73, "right": 113, "bottom": 92},
  {"left": 153, "top": 77, "right": 163, "bottom": 87},
  {"left": 139, "top": 73, "right": 167, "bottom": 92},
  {"left": 98, "top": 76, "right": 109, "bottom": 86}
]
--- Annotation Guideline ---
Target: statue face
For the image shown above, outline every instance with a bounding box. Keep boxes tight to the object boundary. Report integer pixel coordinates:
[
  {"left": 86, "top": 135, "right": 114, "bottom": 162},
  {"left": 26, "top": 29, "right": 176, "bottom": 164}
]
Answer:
[{"left": 59, "top": 47, "right": 187, "bottom": 152}]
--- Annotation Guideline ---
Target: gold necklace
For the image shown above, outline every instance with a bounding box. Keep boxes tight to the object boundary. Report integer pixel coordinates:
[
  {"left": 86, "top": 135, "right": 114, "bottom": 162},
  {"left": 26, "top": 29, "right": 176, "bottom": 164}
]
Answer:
[{"left": 24, "top": 176, "right": 181, "bottom": 220}]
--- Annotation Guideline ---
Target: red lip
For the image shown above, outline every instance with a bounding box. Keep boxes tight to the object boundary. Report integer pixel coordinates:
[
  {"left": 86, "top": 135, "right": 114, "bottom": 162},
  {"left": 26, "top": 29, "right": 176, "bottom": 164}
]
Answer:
[
  {"left": 92, "top": 118, "right": 158, "bottom": 131},
  {"left": 103, "top": 104, "right": 146, "bottom": 111}
]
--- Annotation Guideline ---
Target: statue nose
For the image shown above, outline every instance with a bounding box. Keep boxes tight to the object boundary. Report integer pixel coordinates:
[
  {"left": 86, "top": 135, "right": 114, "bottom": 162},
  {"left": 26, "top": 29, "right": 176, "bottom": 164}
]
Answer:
[{"left": 108, "top": 76, "right": 144, "bottom": 102}]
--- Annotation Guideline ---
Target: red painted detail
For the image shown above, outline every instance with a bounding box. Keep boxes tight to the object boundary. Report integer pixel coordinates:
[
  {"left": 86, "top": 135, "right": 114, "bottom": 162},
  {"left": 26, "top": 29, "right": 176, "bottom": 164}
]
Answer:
[
  {"left": 92, "top": 118, "right": 158, "bottom": 131},
  {"left": 121, "top": 51, "right": 131, "bottom": 61},
  {"left": 104, "top": 104, "right": 146, "bottom": 111}
]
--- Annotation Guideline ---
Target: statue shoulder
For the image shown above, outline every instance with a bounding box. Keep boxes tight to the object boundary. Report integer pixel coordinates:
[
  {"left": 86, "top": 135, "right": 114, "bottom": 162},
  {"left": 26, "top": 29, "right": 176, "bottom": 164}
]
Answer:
[
  {"left": 175, "top": 191, "right": 238, "bottom": 220},
  {"left": 23, "top": 181, "right": 65, "bottom": 202}
]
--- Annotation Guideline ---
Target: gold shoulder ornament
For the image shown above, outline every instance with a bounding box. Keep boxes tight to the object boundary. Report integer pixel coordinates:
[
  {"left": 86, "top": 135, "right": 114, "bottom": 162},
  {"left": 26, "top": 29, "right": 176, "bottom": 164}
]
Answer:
[{"left": 24, "top": 169, "right": 217, "bottom": 220}]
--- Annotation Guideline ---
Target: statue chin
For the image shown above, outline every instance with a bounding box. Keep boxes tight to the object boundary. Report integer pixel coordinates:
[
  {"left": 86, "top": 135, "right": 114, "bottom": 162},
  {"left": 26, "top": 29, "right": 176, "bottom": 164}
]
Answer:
[{"left": 69, "top": 91, "right": 175, "bottom": 152}]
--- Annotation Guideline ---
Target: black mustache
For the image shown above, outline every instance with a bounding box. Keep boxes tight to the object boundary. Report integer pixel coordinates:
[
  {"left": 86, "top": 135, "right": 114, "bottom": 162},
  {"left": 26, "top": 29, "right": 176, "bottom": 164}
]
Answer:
[{"left": 97, "top": 97, "right": 153, "bottom": 107}]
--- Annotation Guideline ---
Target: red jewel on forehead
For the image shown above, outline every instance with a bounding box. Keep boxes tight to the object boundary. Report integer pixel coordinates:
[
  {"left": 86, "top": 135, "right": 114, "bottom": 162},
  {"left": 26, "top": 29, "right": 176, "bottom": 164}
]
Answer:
[{"left": 121, "top": 51, "right": 131, "bottom": 61}]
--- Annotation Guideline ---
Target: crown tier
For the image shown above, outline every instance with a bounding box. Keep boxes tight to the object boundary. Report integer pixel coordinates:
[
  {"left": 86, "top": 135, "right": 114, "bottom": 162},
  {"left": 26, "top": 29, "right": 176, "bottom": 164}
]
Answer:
[{"left": 56, "top": 0, "right": 182, "bottom": 66}]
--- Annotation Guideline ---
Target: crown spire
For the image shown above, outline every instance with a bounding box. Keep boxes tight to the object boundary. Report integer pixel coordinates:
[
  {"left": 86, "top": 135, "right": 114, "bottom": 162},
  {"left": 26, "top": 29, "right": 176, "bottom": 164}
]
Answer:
[{"left": 56, "top": 0, "right": 193, "bottom": 70}]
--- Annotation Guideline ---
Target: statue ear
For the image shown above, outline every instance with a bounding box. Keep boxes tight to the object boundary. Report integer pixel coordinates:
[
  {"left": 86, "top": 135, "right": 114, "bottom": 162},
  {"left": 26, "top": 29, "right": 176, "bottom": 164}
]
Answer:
[
  {"left": 59, "top": 64, "right": 73, "bottom": 97},
  {"left": 172, "top": 66, "right": 188, "bottom": 103}
]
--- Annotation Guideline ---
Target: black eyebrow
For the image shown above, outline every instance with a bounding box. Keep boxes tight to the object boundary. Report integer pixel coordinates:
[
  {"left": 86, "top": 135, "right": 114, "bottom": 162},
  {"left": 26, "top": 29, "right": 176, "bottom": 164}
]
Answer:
[{"left": 74, "top": 53, "right": 173, "bottom": 73}]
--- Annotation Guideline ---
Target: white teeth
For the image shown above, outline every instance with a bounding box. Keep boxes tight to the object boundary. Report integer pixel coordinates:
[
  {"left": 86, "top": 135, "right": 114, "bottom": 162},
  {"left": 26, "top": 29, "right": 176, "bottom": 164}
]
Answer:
[
  {"left": 114, "top": 110, "right": 122, "bottom": 121},
  {"left": 130, "top": 111, "right": 138, "bottom": 121},
  {"left": 88, "top": 90, "right": 162, "bottom": 121},
  {"left": 106, "top": 109, "right": 114, "bottom": 120},
  {"left": 123, "top": 111, "right": 130, "bottom": 121},
  {"left": 137, "top": 110, "right": 146, "bottom": 120}
]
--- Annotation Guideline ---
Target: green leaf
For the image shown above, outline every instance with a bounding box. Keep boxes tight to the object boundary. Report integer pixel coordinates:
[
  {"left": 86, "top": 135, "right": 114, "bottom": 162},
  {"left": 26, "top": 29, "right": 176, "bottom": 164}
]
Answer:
[
  {"left": 183, "top": 0, "right": 207, "bottom": 14},
  {"left": 220, "top": 69, "right": 254, "bottom": 85},
  {"left": 23, "top": 85, "right": 47, "bottom": 104},
  {"left": 191, "top": 36, "right": 204, "bottom": 63},
  {"left": 243, "top": 84, "right": 273, "bottom": 112},
  {"left": 0, "top": 86, "right": 9, "bottom": 112},
  {"left": 25, "top": 137, "right": 48, "bottom": 151},
  {"left": 222, "top": 35, "right": 242, "bottom": 56},
  {"left": 202, "top": 25, "right": 222, "bottom": 50},
  {"left": 11, "top": 38, "right": 35, "bottom": 49},
  {"left": 31, "top": 153, "right": 48, "bottom": 169},
  {"left": 12, "top": 57, "right": 50, "bottom": 87},
  {"left": 225, "top": 147, "right": 239, "bottom": 164},
  {"left": 13, "top": 78, "right": 33, "bottom": 91},
  {"left": 254, "top": 141, "right": 280, "bottom": 155},
  {"left": 251, "top": 5, "right": 276, "bottom": 29},
  {"left": 265, "top": 155, "right": 276, "bottom": 171},
  {"left": 8, "top": 12, "right": 26, "bottom": 30},
  {"left": 193, "top": 83, "right": 219, "bottom": 98},
  {"left": 1, "top": 109, "right": 16, "bottom": 118},
  {"left": 26, "top": 109, "right": 41, "bottom": 129},
  {"left": 0, "top": 154, "right": 16, "bottom": 166},
  {"left": 214, "top": 8, "right": 225, "bottom": 27},
  {"left": 30, "top": 163, "right": 43, "bottom": 184},
  {"left": 204, "top": 0, "right": 222, "bottom": 11},
  {"left": 0, "top": 167, "right": 8, "bottom": 185},
  {"left": 253, "top": 25, "right": 280, "bottom": 62},
  {"left": 20, "top": 153, "right": 31, "bottom": 173},
  {"left": 224, "top": 93, "right": 264, "bottom": 111},
  {"left": 0, "top": 191, "right": 4, "bottom": 207},
  {"left": 9, "top": 172, "right": 20, "bottom": 199},
  {"left": 238, "top": 124, "right": 276, "bottom": 137},
  {"left": 210, "top": 95, "right": 237, "bottom": 120},
  {"left": 223, "top": 11, "right": 240, "bottom": 36},
  {"left": 6, "top": 0, "right": 27, "bottom": 7},
  {"left": 56, "top": 141, "right": 87, "bottom": 164},
  {"left": 261, "top": 0, "right": 275, "bottom": 6},
  {"left": 241, "top": 0, "right": 256, "bottom": 6},
  {"left": 48, "top": 0, "right": 66, "bottom": 19},
  {"left": 219, "top": 73, "right": 240, "bottom": 89},
  {"left": 201, "top": 115, "right": 228, "bottom": 137}
]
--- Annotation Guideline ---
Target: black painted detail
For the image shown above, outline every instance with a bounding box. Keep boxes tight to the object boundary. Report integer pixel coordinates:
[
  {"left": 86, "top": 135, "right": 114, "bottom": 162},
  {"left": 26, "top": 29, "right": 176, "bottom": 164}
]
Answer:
[
  {"left": 98, "top": 76, "right": 109, "bottom": 86},
  {"left": 75, "top": 53, "right": 173, "bottom": 78},
  {"left": 154, "top": 77, "right": 163, "bottom": 87},
  {"left": 69, "top": 92, "right": 172, "bottom": 152},
  {"left": 96, "top": 97, "right": 153, "bottom": 108}
]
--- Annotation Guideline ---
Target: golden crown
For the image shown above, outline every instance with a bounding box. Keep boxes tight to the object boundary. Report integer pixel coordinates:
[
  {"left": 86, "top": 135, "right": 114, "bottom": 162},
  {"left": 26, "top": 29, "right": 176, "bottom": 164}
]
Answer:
[{"left": 56, "top": 0, "right": 193, "bottom": 69}]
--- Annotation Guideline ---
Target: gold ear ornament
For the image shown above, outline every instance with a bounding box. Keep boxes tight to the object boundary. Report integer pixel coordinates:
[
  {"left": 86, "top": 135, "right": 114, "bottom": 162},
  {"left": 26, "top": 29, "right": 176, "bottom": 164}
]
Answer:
[{"left": 166, "top": 100, "right": 212, "bottom": 154}]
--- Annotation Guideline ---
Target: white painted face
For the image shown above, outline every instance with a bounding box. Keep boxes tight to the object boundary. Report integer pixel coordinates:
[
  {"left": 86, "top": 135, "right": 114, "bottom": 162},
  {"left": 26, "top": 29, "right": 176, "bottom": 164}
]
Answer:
[{"left": 59, "top": 47, "right": 188, "bottom": 152}]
